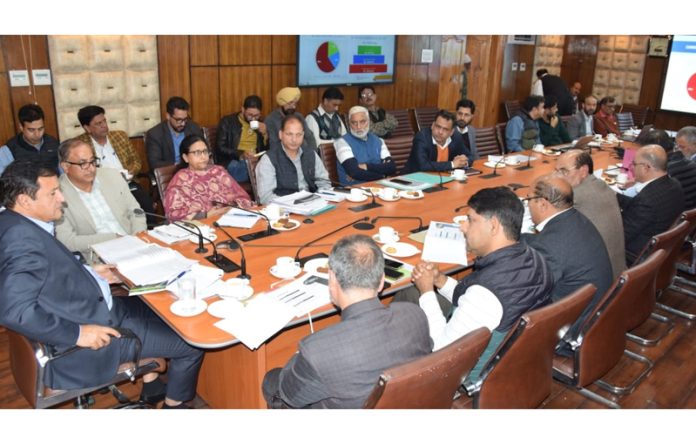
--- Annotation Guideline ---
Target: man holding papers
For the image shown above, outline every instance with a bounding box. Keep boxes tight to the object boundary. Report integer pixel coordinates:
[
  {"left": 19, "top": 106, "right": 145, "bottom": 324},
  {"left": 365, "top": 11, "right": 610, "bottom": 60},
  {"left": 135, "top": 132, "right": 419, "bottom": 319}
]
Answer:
[
  {"left": 0, "top": 161, "right": 203, "bottom": 408},
  {"left": 262, "top": 234, "right": 431, "bottom": 408}
]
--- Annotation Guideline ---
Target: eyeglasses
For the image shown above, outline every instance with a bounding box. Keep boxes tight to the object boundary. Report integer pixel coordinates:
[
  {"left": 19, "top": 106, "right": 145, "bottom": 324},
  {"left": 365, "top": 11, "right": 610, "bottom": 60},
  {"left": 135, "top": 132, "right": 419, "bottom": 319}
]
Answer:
[
  {"left": 64, "top": 158, "right": 100, "bottom": 169},
  {"left": 170, "top": 116, "right": 189, "bottom": 124},
  {"left": 521, "top": 195, "right": 544, "bottom": 203},
  {"left": 631, "top": 161, "right": 648, "bottom": 168},
  {"left": 360, "top": 92, "right": 374, "bottom": 99},
  {"left": 188, "top": 150, "right": 210, "bottom": 157},
  {"left": 553, "top": 167, "right": 575, "bottom": 176}
]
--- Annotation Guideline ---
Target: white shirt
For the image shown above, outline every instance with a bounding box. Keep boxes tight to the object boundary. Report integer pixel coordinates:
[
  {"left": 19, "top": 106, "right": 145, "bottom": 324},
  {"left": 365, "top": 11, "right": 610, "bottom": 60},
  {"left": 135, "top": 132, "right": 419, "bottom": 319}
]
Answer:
[
  {"left": 584, "top": 113, "right": 594, "bottom": 135},
  {"left": 65, "top": 175, "right": 127, "bottom": 236},
  {"left": 419, "top": 277, "right": 502, "bottom": 351},
  {"left": 535, "top": 207, "right": 572, "bottom": 232},
  {"left": 91, "top": 136, "right": 124, "bottom": 170},
  {"left": 306, "top": 105, "right": 347, "bottom": 146}
]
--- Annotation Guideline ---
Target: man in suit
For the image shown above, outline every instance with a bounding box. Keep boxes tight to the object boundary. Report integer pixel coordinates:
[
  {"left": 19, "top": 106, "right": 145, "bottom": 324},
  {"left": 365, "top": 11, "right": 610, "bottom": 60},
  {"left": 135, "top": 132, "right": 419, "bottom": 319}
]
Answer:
[
  {"left": 554, "top": 149, "right": 626, "bottom": 279},
  {"left": 619, "top": 144, "right": 685, "bottom": 264},
  {"left": 454, "top": 98, "right": 479, "bottom": 161},
  {"left": 402, "top": 109, "right": 470, "bottom": 173},
  {"left": 676, "top": 126, "right": 696, "bottom": 162},
  {"left": 570, "top": 81, "right": 582, "bottom": 112},
  {"left": 55, "top": 139, "right": 146, "bottom": 260},
  {"left": 567, "top": 95, "right": 597, "bottom": 140},
  {"left": 145, "top": 96, "right": 204, "bottom": 171},
  {"left": 539, "top": 71, "right": 576, "bottom": 116},
  {"left": 0, "top": 161, "right": 203, "bottom": 408},
  {"left": 262, "top": 234, "right": 432, "bottom": 408}
]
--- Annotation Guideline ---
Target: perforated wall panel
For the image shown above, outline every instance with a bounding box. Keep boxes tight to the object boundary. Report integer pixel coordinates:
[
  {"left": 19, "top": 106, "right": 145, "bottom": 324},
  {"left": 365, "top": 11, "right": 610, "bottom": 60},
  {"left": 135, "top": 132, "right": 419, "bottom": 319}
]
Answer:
[
  {"left": 591, "top": 35, "right": 648, "bottom": 105},
  {"left": 531, "top": 36, "right": 566, "bottom": 90}
]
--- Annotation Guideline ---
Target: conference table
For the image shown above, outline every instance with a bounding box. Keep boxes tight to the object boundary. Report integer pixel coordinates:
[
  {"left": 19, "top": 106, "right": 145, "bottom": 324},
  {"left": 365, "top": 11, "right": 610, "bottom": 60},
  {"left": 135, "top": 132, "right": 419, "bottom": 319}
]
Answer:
[{"left": 139, "top": 143, "right": 627, "bottom": 408}]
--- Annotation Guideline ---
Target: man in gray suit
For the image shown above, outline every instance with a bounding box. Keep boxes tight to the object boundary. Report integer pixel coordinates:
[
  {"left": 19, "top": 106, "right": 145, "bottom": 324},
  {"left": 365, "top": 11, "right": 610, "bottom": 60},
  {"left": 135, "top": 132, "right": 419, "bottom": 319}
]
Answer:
[
  {"left": 262, "top": 234, "right": 432, "bottom": 409},
  {"left": 454, "top": 99, "right": 479, "bottom": 161},
  {"left": 55, "top": 139, "right": 146, "bottom": 260},
  {"left": 566, "top": 95, "right": 597, "bottom": 140},
  {"left": 554, "top": 149, "right": 626, "bottom": 278}
]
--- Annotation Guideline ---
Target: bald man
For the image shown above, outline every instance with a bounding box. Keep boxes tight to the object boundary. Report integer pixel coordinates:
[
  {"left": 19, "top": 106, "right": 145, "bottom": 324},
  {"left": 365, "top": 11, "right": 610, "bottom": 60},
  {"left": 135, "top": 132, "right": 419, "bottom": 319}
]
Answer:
[{"left": 618, "top": 144, "right": 685, "bottom": 264}]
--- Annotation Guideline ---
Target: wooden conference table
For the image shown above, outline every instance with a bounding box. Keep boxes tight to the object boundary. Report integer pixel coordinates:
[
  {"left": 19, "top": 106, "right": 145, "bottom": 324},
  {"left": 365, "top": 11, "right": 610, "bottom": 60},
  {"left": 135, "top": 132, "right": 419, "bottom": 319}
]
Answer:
[{"left": 139, "top": 145, "right": 625, "bottom": 408}]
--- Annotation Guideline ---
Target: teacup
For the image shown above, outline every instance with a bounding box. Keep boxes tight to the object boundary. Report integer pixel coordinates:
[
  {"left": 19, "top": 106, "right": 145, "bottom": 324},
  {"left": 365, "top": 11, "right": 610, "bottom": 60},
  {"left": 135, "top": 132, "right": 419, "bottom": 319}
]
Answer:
[
  {"left": 617, "top": 173, "right": 628, "bottom": 186},
  {"left": 382, "top": 187, "right": 398, "bottom": 199},
  {"left": 275, "top": 256, "right": 299, "bottom": 275},
  {"left": 379, "top": 226, "right": 397, "bottom": 243},
  {"left": 250, "top": 120, "right": 260, "bottom": 130},
  {"left": 533, "top": 144, "right": 545, "bottom": 152},
  {"left": 452, "top": 169, "right": 466, "bottom": 181},
  {"left": 265, "top": 203, "right": 281, "bottom": 220},
  {"left": 350, "top": 188, "right": 364, "bottom": 200}
]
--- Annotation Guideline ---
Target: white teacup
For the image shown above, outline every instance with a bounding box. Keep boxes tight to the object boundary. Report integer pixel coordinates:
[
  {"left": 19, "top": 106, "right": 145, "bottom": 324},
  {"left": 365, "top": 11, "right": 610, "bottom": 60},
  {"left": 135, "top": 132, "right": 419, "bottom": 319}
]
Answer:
[
  {"left": 275, "top": 256, "right": 299, "bottom": 275},
  {"left": 594, "top": 134, "right": 603, "bottom": 141},
  {"left": 382, "top": 187, "right": 397, "bottom": 199},
  {"left": 452, "top": 169, "right": 466, "bottom": 181},
  {"left": 350, "top": 188, "right": 363, "bottom": 199},
  {"left": 617, "top": 173, "right": 628, "bottom": 186},
  {"left": 379, "top": 226, "right": 397, "bottom": 243},
  {"left": 250, "top": 120, "right": 260, "bottom": 130},
  {"left": 607, "top": 133, "right": 618, "bottom": 141},
  {"left": 533, "top": 144, "right": 544, "bottom": 152},
  {"left": 265, "top": 203, "right": 281, "bottom": 220}
]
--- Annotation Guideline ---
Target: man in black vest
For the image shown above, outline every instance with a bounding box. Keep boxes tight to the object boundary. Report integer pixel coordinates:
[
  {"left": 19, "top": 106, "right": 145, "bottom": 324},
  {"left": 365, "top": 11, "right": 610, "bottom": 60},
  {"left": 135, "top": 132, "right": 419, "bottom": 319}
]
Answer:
[
  {"left": 255, "top": 114, "right": 331, "bottom": 204},
  {"left": 306, "top": 87, "right": 347, "bottom": 147},
  {"left": 0, "top": 104, "right": 59, "bottom": 175}
]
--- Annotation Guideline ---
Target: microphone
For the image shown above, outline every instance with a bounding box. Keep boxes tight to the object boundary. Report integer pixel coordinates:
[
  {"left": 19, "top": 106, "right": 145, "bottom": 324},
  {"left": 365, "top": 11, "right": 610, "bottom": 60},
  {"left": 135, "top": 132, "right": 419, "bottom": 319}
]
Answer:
[
  {"left": 211, "top": 200, "right": 280, "bottom": 242},
  {"left": 135, "top": 210, "right": 241, "bottom": 273},
  {"left": 515, "top": 152, "right": 534, "bottom": 171},
  {"left": 422, "top": 161, "right": 451, "bottom": 194},
  {"left": 454, "top": 204, "right": 469, "bottom": 212},
  {"left": 294, "top": 217, "right": 369, "bottom": 266},
  {"left": 329, "top": 181, "right": 382, "bottom": 214},
  {"left": 370, "top": 216, "right": 425, "bottom": 233},
  {"left": 481, "top": 156, "right": 506, "bottom": 179},
  {"left": 213, "top": 222, "right": 250, "bottom": 280}
]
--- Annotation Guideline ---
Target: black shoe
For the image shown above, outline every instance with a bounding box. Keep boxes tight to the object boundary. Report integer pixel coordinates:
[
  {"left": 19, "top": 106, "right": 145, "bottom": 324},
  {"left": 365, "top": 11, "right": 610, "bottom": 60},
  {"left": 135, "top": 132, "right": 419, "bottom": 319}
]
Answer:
[
  {"left": 162, "top": 402, "right": 193, "bottom": 409},
  {"left": 139, "top": 378, "right": 167, "bottom": 405}
]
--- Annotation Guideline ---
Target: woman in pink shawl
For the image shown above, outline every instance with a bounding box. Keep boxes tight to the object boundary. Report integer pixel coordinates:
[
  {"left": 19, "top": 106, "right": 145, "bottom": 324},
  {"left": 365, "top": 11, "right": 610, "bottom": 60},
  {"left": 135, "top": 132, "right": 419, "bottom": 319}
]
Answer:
[{"left": 164, "top": 134, "right": 252, "bottom": 220}]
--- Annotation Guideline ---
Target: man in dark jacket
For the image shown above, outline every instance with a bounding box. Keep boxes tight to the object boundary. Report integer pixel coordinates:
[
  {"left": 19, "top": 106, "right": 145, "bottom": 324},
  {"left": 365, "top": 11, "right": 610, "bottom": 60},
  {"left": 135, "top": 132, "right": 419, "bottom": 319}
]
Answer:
[
  {"left": 145, "top": 96, "right": 203, "bottom": 171},
  {"left": 402, "top": 109, "right": 470, "bottom": 173},
  {"left": 0, "top": 104, "right": 60, "bottom": 175},
  {"left": 540, "top": 71, "right": 576, "bottom": 116},
  {"left": 215, "top": 95, "right": 268, "bottom": 182}
]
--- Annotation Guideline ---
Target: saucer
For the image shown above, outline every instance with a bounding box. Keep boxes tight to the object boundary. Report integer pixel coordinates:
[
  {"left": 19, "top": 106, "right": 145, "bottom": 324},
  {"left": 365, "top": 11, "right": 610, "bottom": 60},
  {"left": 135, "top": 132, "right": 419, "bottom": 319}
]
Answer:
[
  {"left": 378, "top": 193, "right": 401, "bottom": 202},
  {"left": 373, "top": 233, "right": 400, "bottom": 244},
  {"left": 453, "top": 215, "right": 468, "bottom": 224},
  {"left": 381, "top": 242, "right": 420, "bottom": 258},
  {"left": 219, "top": 279, "right": 254, "bottom": 301},
  {"left": 188, "top": 233, "right": 217, "bottom": 243},
  {"left": 270, "top": 218, "right": 301, "bottom": 231},
  {"left": 270, "top": 264, "right": 302, "bottom": 279},
  {"left": 207, "top": 299, "right": 244, "bottom": 318},
  {"left": 303, "top": 258, "right": 330, "bottom": 278},
  {"left": 605, "top": 168, "right": 620, "bottom": 177},
  {"left": 398, "top": 190, "right": 424, "bottom": 199},
  {"left": 361, "top": 186, "right": 382, "bottom": 195},
  {"left": 484, "top": 161, "right": 507, "bottom": 168},
  {"left": 170, "top": 299, "right": 207, "bottom": 317},
  {"left": 346, "top": 194, "right": 368, "bottom": 203}
]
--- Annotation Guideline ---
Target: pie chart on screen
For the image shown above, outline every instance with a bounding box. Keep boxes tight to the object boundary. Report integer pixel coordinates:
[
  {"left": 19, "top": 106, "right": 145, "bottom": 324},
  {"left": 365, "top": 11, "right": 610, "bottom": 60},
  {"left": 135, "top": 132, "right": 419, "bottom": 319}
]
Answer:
[
  {"left": 688, "top": 73, "right": 696, "bottom": 101},
  {"left": 316, "top": 41, "right": 340, "bottom": 73}
]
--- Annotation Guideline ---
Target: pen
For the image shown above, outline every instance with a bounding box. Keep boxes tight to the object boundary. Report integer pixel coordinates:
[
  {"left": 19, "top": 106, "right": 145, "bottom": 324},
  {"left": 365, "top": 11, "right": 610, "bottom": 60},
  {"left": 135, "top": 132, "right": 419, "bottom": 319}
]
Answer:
[
  {"left": 166, "top": 270, "right": 189, "bottom": 286},
  {"left": 232, "top": 213, "right": 258, "bottom": 218}
]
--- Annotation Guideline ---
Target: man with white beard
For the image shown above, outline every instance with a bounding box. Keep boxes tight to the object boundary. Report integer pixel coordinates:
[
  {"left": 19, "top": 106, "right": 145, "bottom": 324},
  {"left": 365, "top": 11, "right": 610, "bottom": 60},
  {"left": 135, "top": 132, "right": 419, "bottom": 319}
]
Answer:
[{"left": 334, "top": 106, "right": 396, "bottom": 185}]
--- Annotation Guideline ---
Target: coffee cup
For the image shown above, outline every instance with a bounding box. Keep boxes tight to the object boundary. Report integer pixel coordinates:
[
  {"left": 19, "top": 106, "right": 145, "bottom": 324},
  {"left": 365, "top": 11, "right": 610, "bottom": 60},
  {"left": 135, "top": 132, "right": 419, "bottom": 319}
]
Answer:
[
  {"left": 350, "top": 188, "right": 363, "bottom": 200},
  {"left": 533, "top": 144, "right": 544, "bottom": 152},
  {"left": 382, "top": 187, "right": 397, "bottom": 199},
  {"left": 617, "top": 173, "right": 628, "bottom": 186},
  {"left": 120, "top": 169, "right": 133, "bottom": 181},
  {"left": 379, "top": 226, "right": 397, "bottom": 243},
  {"left": 177, "top": 275, "right": 196, "bottom": 309},
  {"left": 452, "top": 169, "right": 466, "bottom": 181},
  {"left": 594, "top": 134, "right": 603, "bottom": 141},
  {"left": 250, "top": 120, "right": 260, "bottom": 130},
  {"left": 265, "top": 203, "right": 281, "bottom": 220},
  {"left": 275, "top": 256, "right": 299, "bottom": 275}
]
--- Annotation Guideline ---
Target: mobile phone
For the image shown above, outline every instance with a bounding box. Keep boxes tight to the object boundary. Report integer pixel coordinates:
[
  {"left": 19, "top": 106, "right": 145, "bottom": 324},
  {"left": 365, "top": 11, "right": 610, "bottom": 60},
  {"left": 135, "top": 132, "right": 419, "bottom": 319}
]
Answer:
[
  {"left": 384, "top": 258, "right": 404, "bottom": 269},
  {"left": 390, "top": 178, "right": 413, "bottom": 186},
  {"left": 384, "top": 267, "right": 404, "bottom": 279}
]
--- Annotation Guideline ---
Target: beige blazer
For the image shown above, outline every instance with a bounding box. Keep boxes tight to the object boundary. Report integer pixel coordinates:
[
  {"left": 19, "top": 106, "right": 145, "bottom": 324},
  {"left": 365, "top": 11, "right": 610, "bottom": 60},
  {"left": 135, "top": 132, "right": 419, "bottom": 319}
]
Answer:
[{"left": 55, "top": 168, "right": 146, "bottom": 260}]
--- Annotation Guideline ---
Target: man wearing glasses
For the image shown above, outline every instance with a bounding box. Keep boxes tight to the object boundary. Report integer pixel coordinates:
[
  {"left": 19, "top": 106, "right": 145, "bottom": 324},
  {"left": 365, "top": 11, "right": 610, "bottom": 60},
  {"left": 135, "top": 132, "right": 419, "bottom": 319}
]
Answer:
[
  {"left": 618, "top": 144, "right": 685, "bottom": 264},
  {"left": 55, "top": 139, "right": 146, "bottom": 260},
  {"left": 357, "top": 85, "right": 398, "bottom": 138},
  {"left": 145, "top": 96, "right": 204, "bottom": 170}
]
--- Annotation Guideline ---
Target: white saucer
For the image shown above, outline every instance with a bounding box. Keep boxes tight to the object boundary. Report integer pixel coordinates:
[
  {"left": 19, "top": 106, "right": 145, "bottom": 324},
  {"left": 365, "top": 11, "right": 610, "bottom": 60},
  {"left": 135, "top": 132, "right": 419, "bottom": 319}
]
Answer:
[
  {"left": 270, "top": 218, "right": 301, "bottom": 231},
  {"left": 270, "top": 264, "right": 302, "bottom": 279},
  {"left": 207, "top": 299, "right": 244, "bottom": 318},
  {"left": 373, "top": 233, "right": 400, "bottom": 244},
  {"left": 346, "top": 194, "right": 368, "bottom": 203},
  {"left": 484, "top": 161, "right": 507, "bottom": 168},
  {"left": 170, "top": 299, "right": 207, "bottom": 317},
  {"left": 398, "top": 190, "right": 424, "bottom": 199},
  {"left": 381, "top": 242, "right": 420, "bottom": 258},
  {"left": 453, "top": 215, "right": 468, "bottom": 224},
  {"left": 188, "top": 233, "right": 217, "bottom": 243},
  {"left": 303, "top": 258, "right": 330, "bottom": 278},
  {"left": 218, "top": 279, "right": 254, "bottom": 301},
  {"left": 378, "top": 193, "right": 401, "bottom": 202},
  {"left": 605, "top": 168, "right": 620, "bottom": 176}
]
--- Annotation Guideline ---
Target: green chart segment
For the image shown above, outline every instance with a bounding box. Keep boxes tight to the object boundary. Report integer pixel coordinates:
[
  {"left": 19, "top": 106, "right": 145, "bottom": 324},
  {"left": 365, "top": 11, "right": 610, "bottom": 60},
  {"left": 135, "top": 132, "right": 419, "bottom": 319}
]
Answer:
[{"left": 316, "top": 41, "right": 340, "bottom": 73}]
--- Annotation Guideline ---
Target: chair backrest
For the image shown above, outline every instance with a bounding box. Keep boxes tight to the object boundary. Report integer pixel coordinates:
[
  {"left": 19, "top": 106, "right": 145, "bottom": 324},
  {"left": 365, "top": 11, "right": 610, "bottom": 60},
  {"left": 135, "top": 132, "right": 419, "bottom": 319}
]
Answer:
[
  {"left": 201, "top": 126, "right": 219, "bottom": 162},
  {"left": 153, "top": 164, "right": 177, "bottom": 203},
  {"left": 473, "top": 126, "right": 501, "bottom": 157},
  {"left": 7, "top": 330, "right": 40, "bottom": 408},
  {"left": 504, "top": 100, "right": 520, "bottom": 120},
  {"left": 363, "top": 327, "right": 490, "bottom": 409},
  {"left": 495, "top": 122, "right": 507, "bottom": 153},
  {"left": 678, "top": 208, "right": 696, "bottom": 241},
  {"left": 616, "top": 112, "right": 635, "bottom": 132},
  {"left": 621, "top": 103, "right": 650, "bottom": 128},
  {"left": 560, "top": 115, "right": 573, "bottom": 126},
  {"left": 384, "top": 135, "right": 413, "bottom": 172},
  {"left": 414, "top": 107, "right": 439, "bottom": 132},
  {"left": 318, "top": 143, "right": 339, "bottom": 184},
  {"left": 474, "top": 284, "right": 596, "bottom": 409},
  {"left": 634, "top": 220, "right": 691, "bottom": 291},
  {"left": 245, "top": 152, "right": 264, "bottom": 203},
  {"left": 386, "top": 109, "right": 416, "bottom": 138},
  {"left": 571, "top": 249, "right": 667, "bottom": 387}
]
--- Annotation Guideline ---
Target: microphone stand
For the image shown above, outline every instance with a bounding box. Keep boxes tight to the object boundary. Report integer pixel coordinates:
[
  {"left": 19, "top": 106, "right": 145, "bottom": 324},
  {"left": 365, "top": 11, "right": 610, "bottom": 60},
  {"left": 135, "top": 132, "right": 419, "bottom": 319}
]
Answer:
[
  {"left": 294, "top": 217, "right": 369, "bottom": 266},
  {"left": 515, "top": 151, "right": 534, "bottom": 171},
  {"left": 370, "top": 216, "right": 425, "bottom": 233},
  {"left": 213, "top": 222, "right": 250, "bottom": 279},
  {"left": 481, "top": 156, "right": 506, "bottom": 179},
  {"left": 210, "top": 200, "right": 280, "bottom": 242},
  {"left": 454, "top": 204, "right": 469, "bottom": 212},
  {"left": 329, "top": 181, "right": 383, "bottom": 214},
  {"left": 422, "top": 161, "right": 451, "bottom": 194},
  {"left": 137, "top": 210, "right": 241, "bottom": 273}
]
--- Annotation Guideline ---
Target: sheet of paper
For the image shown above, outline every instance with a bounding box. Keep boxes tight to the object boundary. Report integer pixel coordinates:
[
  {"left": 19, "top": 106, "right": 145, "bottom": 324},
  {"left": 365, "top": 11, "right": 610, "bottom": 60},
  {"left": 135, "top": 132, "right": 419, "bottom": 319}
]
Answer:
[
  {"left": 166, "top": 263, "right": 223, "bottom": 299},
  {"left": 217, "top": 209, "right": 261, "bottom": 229},
  {"left": 265, "top": 273, "right": 332, "bottom": 316},
  {"left": 421, "top": 221, "right": 468, "bottom": 266}
]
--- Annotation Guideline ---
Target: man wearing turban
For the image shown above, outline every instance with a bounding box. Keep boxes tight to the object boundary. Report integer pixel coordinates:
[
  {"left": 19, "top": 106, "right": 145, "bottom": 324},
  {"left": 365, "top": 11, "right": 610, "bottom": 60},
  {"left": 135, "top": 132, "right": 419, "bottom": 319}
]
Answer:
[{"left": 265, "top": 87, "right": 317, "bottom": 152}]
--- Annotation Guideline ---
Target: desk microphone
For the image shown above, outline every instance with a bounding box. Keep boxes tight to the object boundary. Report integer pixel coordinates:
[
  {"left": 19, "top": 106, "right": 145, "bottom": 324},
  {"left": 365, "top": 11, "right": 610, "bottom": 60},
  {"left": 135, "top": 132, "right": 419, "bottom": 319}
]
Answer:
[
  {"left": 135, "top": 209, "right": 241, "bottom": 273},
  {"left": 454, "top": 204, "right": 469, "bottom": 212},
  {"left": 481, "top": 156, "right": 506, "bottom": 179},
  {"left": 330, "top": 181, "right": 382, "bottom": 214},
  {"left": 370, "top": 216, "right": 425, "bottom": 233},
  {"left": 422, "top": 161, "right": 451, "bottom": 194},
  {"left": 213, "top": 222, "right": 250, "bottom": 280},
  {"left": 294, "top": 216, "right": 369, "bottom": 266},
  {"left": 210, "top": 200, "right": 280, "bottom": 242},
  {"left": 515, "top": 152, "right": 534, "bottom": 171}
]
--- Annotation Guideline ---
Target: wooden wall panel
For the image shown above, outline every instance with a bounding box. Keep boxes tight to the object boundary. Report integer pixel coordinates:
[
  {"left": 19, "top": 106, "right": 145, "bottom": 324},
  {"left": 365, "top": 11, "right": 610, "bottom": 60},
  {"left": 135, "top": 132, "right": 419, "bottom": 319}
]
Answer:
[
  {"left": 157, "top": 36, "right": 191, "bottom": 117},
  {"left": 466, "top": 35, "right": 505, "bottom": 127},
  {"left": 373, "top": 84, "right": 395, "bottom": 111},
  {"left": 219, "top": 66, "right": 273, "bottom": 120},
  {"left": 393, "top": 64, "right": 429, "bottom": 109},
  {"left": 561, "top": 36, "right": 598, "bottom": 99},
  {"left": 271, "top": 65, "right": 297, "bottom": 107},
  {"left": 219, "top": 36, "right": 272, "bottom": 66},
  {"left": 191, "top": 67, "right": 220, "bottom": 127},
  {"left": 0, "top": 75, "right": 16, "bottom": 144},
  {"left": 438, "top": 36, "right": 467, "bottom": 110},
  {"left": 272, "top": 36, "right": 296, "bottom": 65},
  {"left": 190, "top": 36, "right": 218, "bottom": 66},
  {"left": 425, "top": 36, "right": 442, "bottom": 107},
  {"left": 397, "top": 35, "right": 429, "bottom": 65}
]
